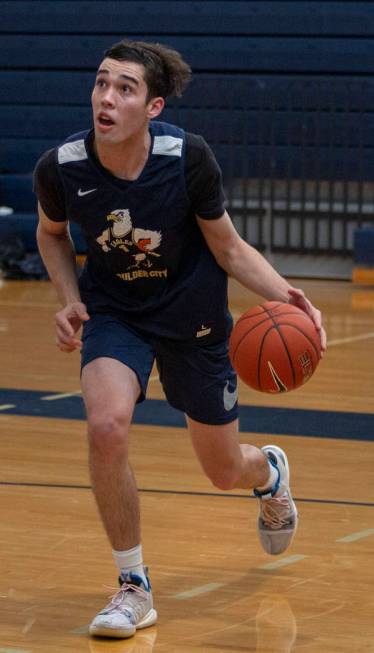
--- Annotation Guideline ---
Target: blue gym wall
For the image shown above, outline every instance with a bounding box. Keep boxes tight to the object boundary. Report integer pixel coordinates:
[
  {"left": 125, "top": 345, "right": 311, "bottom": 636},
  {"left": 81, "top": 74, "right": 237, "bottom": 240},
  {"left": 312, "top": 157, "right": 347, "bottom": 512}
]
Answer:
[{"left": 1, "top": 1, "right": 374, "bottom": 261}]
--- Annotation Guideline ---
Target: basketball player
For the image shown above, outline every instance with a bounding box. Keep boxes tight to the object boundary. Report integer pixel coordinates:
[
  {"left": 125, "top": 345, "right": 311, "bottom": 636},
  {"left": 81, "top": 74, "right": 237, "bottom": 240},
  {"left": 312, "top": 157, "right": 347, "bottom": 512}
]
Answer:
[{"left": 34, "top": 40, "right": 326, "bottom": 639}]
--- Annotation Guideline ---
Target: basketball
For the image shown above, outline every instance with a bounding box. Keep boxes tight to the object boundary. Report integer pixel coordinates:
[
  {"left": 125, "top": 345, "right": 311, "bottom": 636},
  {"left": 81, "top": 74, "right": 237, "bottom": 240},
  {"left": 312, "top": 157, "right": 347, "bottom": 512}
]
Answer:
[{"left": 229, "top": 301, "right": 321, "bottom": 393}]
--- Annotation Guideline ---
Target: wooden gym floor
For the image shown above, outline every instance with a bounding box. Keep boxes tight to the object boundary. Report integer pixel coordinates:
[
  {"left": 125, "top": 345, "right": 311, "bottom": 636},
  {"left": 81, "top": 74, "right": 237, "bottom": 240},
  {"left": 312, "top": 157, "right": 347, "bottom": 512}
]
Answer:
[{"left": 0, "top": 277, "right": 373, "bottom": 653}]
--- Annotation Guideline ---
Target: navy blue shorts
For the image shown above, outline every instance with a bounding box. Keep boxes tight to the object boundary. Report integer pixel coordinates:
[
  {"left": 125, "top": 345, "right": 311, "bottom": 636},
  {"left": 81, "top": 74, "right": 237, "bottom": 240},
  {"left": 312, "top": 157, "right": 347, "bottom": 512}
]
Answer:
[{"left": 81, "top": 313, "right": 238, "bottom": 425}]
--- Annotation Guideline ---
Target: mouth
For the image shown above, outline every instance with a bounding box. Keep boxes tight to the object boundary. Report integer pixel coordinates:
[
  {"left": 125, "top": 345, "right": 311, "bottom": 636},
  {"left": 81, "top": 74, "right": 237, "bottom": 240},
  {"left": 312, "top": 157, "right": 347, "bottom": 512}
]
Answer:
[{"left": 97, "top": 113, "right": 115, "bottom": 130}]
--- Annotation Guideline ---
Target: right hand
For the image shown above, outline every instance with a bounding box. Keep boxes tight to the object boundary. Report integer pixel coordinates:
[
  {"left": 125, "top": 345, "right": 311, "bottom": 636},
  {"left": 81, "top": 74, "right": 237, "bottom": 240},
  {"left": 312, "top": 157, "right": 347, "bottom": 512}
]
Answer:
[{"left": 55, "top": 302, "right": 90, "bottom": 352}]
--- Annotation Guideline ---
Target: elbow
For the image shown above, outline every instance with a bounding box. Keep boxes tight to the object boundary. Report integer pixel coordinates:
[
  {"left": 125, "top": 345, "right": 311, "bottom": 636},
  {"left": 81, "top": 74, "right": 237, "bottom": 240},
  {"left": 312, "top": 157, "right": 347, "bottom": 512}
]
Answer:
[
  {"left": 36, "top": 222, "right": 47, "bottom": 249},
  {"left": 37, "top": 221, "right": 69, "bottom": 244},
  {"left": 212, "top": 244, "right": 238, "bottom": 275}
]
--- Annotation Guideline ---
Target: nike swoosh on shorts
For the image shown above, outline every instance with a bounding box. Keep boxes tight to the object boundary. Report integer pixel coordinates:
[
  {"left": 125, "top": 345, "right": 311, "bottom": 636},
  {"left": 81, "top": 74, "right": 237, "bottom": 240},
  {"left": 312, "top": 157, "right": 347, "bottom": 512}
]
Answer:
[{"left": 223, "top": 381, "right": 238, "bottom": 411}]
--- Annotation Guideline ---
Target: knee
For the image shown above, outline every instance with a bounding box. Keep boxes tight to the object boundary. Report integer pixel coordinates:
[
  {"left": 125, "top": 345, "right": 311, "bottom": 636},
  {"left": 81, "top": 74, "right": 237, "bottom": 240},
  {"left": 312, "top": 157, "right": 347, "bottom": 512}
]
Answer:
[{"left": 88, "top": 410, "right": 131, "bottom": 458}]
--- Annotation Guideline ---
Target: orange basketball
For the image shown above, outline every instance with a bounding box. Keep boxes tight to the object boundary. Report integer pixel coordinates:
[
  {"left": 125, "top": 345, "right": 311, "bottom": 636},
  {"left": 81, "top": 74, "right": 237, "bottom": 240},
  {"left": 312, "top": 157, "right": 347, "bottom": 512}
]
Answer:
[{"left": 229, "top": 301, "right": 321, "bottom": 393}]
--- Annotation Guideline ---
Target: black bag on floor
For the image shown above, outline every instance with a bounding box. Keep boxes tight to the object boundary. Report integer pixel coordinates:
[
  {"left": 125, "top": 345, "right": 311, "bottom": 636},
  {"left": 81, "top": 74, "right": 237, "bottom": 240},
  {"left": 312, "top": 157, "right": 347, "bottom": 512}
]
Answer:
[{"left": 0, "top": 233, "right": 48, "bottom": 280}]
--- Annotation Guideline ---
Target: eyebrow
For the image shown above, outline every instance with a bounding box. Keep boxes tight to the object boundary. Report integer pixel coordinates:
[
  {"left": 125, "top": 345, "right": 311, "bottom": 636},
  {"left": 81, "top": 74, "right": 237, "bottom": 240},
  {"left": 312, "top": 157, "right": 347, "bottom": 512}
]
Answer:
[{"left": 96, "top": 68, "right": 139, "bottom": 86}]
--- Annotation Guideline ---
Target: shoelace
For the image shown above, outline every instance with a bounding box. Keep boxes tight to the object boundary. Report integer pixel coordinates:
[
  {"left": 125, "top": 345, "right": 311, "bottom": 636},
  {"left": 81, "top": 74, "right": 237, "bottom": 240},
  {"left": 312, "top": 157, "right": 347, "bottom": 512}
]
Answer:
[
  {"left": 260, "top": 494, "right": 293, "bottom": 529},
  {"left": 102, "top": 583, "right": 148, "bottom": 619}
]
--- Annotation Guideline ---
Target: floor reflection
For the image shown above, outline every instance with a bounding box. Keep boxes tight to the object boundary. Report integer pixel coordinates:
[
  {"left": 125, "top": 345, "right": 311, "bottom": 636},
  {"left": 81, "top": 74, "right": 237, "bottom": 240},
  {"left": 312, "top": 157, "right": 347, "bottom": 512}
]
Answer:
[
  {"left": 88, "top": 627, "right": 157, "bottom": 653},
  {"left": 256, "top": 594, "right": 297, "bottom": 652}
]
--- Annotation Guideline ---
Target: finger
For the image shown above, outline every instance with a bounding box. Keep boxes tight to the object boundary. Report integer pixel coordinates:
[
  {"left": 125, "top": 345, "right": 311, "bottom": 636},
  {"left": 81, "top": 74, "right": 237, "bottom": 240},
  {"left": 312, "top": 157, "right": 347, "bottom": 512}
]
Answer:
[
  {"left": 293, "top": 295, "right": 315, "bottom": 320},
  {"left": 58, "top": 337, "right": 82, "bottom": 348},
  {"left": 287, "top": 289, "right": 309, "bottom": 313},
  {"left": 309, "top": 307, "right": 322, "bottom": 330},
  {"left": 56, "top": 339, "right": 82, "bottom": 352},
  {"left": 288, "top": 291, "right": 326, "bottom": 353},
  {"left": 318, "top": 326, "right": 327, "bottom": 353},
  {"left": 290, "top": 292, "right": 311, "bottom": 311},
  {"left": 75, "top": 304, "right": 90, "bottom": 322},
  {"left": 55, "top": 324, "right": 77, "bottom": 345},
  {"left": 288, "top": 287, "right": 305, "bottom": 301},
  {"left": 288, "top": 289, "right": 322, "bottom": 325},
  {"left": 55, "top": 314, "right": 75, "bottom": 337},
  {"left": 78, "top": 310, "right": 90, "bottom": 322},
  {"left": 55, "top": 326, "right": 83, "bottom": 346},
  {"left": 57, "top": 342, "right": 75, "bottom": 352}
]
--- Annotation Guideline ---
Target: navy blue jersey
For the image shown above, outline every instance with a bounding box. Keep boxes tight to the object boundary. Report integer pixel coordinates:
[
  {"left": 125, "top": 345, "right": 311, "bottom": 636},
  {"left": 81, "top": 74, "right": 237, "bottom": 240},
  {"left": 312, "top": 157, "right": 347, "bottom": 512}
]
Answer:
[{"left": 34, "top": 121, "right": 232, "bottom": 341}]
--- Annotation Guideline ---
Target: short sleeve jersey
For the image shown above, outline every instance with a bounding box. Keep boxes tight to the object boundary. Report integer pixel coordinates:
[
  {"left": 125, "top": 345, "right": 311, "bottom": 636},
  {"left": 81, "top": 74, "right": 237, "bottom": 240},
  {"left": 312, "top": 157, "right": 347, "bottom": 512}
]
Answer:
[{"left": 33, "top": 121, "right": 232, "bottom": 341}]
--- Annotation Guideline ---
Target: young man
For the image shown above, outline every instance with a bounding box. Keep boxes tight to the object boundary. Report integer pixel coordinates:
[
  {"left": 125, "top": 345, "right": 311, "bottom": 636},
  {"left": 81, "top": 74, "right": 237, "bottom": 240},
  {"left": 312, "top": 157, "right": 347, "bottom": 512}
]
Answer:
[{"left": 34, "top": 40, "right": 326, "bottom": 639}]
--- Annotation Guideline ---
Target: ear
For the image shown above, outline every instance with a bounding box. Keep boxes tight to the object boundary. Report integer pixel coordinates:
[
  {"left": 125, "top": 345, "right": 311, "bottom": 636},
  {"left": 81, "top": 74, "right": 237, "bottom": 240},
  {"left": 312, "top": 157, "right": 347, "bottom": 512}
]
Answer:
[{"left": 146, "top": 96, "right": 165, "bottom": 119}]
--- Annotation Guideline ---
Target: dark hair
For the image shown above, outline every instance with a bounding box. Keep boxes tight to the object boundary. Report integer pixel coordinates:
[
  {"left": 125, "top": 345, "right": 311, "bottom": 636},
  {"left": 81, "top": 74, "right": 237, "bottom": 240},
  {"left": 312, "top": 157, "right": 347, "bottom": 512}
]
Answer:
[{"left": 104, "top": 39, "right": 192, "bottom": 100}]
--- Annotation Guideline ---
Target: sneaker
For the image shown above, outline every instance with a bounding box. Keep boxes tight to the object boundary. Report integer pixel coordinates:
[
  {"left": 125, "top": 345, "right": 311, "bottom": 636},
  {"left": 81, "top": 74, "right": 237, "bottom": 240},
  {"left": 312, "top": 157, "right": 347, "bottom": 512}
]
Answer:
[
  {"left": 89, "top": 626, "right": 157, "bottom": 652},
  {"left": 254, "top": 445, "right": 298, "bottom": 555},
  {"left": 89, "top": 569, "right": 157, "bottom": 639}
]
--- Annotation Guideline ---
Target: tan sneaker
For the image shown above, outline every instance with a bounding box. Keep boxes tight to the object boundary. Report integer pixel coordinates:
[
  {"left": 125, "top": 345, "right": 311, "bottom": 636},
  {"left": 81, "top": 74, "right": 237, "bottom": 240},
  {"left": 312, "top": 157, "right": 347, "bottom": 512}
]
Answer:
[
  {"left": 89, "top": 570, "right": 157, "bottom": 639},
  {"left": 254, "top": 445, "right": 298, "bottom": 555}
]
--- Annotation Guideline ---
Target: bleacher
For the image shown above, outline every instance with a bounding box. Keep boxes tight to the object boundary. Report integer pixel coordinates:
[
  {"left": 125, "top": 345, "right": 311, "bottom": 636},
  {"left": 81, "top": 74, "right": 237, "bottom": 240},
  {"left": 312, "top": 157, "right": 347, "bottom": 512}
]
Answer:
[{"left": 2, "top": 1, "right": 374, "bottom": 275}]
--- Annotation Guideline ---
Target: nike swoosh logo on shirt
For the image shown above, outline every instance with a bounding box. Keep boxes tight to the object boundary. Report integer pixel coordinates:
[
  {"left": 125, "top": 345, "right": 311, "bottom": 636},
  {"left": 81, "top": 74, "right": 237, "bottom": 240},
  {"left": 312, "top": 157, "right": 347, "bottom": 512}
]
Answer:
[
  {"left": 78, "top": 188, "right": 97, "bottom": 197},
  {"left": 223, "top": 381, "right": 238, "bottom": 411}
]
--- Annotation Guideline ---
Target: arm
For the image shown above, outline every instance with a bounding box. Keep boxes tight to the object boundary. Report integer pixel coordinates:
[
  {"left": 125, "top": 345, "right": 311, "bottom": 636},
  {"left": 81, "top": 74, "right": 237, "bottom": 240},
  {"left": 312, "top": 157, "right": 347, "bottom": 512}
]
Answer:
[
  {"left": 37, "top": 202, "right": 89, "bottom": 351},
  {"left": 37, "top": 202, "right": 80, "bottom": 305},
  {"left": 198, "top": 211, "right": 292, "bottom": 301},
  {"left": 197, "top": 211, "right": 326, "bottom": 351}
]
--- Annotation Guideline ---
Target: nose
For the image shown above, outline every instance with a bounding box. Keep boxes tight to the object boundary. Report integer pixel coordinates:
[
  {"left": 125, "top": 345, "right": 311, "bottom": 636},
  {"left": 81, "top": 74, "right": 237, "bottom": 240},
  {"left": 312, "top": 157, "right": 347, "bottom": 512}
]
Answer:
[{"left": 101, "top": 85, "right": 115, "bottom": 107}]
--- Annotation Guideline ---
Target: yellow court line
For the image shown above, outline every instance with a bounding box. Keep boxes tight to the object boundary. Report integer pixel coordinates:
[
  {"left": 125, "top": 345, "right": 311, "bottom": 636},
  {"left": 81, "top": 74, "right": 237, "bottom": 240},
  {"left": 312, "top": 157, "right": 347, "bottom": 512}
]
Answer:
[
  {"left": 336, "top": 528, "right": 374, "bottom": 543},
  {"left": 259, "top": 554, "right": 307, "bottom": 570},
  {"left": 173, "top": 582, "right": 224, "bottom": 600},
  {"left": 41, "top": 391, "right": 82, "bottom": 401}
]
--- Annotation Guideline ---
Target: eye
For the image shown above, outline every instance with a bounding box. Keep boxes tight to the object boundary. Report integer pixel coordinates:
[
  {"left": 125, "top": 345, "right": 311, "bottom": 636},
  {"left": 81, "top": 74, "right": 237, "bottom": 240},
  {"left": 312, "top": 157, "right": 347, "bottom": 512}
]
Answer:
[
  {"left": 122, "top": 84, "right": 132, "bottom": 94},
  {"left": 96, "top": 79, "right": 106, "bottom": 88}
]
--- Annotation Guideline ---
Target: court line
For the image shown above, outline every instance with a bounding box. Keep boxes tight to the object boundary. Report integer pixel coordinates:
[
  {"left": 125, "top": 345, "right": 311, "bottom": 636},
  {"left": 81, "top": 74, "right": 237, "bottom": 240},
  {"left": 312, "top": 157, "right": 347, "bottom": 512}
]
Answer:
[
  {"left": 0, "top": 480, "right": 374, "bottom": 508},
  {"left": 328, "top": 331, "right": 374, "bottom": 347},
  {"left": 41, "top": 381, "right": 159, "bottom": 399},
  {"left": 258, "top": 554, "right": 307, "bottom": 570},
  {"left": 229, "top": 316, "right": 374, "bottom": 348},
  {"left": 41, "top": 391, "right": 81, "bottom": 401},
  {"left": 42, "top": 385, "right": 158, "bottom": 400},
  {"left": 2, "top": 387, "right": 374, "bottom": 440},
  {"left": 0, "top": 404, "right": 16, "bottom": 411},
  {"left": 173, "top": 582, "right": 224, "bottom": 600},
  {"left": 0, "top": 388, "right": 374, "bottom": 441},
  {"left": 336, "top": 528, "right": 374, "bottom": 543},
  {"left": 21, "top": 618, "right": 36, "bottom": 635}
]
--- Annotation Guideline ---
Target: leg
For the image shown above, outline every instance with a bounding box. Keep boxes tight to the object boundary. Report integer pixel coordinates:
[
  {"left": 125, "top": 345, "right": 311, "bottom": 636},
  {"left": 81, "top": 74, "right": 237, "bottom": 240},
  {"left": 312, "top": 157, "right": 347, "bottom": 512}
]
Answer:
[
  {"left": 80, "top": 316, "right": 157, "bottom": 639},
  {"left": 81, "top": 357, "right": 141, "bottom": 550},
  {"left": 156, "top": 338, "right": 270, "bottom": 491},
  {"left": 158, "top": 336, "right": 297, "bottom": 558},
  {"left": 82, "top": 357, "right": 157, "bottom": 639},
  {"left": 188, "top": 416, "right": 298, "bottom": 556},
  {"left": 187, "top": 416, "right": 270, "bottom": 491}
]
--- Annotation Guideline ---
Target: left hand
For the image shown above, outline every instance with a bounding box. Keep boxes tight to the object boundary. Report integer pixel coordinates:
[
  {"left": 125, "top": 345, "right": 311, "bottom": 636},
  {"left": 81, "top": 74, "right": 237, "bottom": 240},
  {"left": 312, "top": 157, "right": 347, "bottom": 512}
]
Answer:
[{"left": 288, "top": 288, "right": 327, "bottom": 355}]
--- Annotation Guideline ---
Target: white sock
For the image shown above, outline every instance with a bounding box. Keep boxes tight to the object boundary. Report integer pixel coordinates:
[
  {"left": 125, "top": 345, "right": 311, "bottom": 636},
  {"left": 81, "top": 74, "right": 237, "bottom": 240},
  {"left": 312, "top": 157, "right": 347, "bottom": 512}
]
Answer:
[
  {"left": 255, "top": 460, "right": 279, "bottom": 492},
  {"left": 112, "top": 544, "right": 147, "bottom": 584}
]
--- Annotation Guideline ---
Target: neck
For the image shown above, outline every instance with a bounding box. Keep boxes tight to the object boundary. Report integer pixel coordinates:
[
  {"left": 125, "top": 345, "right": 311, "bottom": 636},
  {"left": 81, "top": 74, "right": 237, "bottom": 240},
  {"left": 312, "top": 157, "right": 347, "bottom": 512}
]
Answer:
[{"left": 94, "top": 127, "right": 151, "bottom": 181}]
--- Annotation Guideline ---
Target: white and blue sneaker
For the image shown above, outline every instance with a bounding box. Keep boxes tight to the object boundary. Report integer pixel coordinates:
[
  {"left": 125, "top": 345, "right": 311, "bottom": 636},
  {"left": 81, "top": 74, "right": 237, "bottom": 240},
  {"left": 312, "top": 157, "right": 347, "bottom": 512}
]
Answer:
[
  {"left": 89, "top": 569, "right": 157, "bottom": 638},
  {"left": 254, "top": 445, "right": 298, "bottom": 556}
]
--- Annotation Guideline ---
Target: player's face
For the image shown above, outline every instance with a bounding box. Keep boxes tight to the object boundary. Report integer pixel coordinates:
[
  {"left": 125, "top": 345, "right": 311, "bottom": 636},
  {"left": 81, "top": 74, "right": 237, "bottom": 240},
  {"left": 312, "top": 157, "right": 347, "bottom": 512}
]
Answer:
[{"left": 91, "top": 58, "right": 163, "bottom": 144}]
